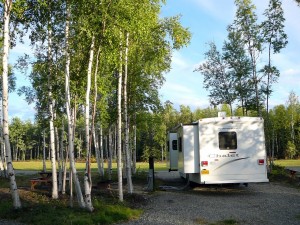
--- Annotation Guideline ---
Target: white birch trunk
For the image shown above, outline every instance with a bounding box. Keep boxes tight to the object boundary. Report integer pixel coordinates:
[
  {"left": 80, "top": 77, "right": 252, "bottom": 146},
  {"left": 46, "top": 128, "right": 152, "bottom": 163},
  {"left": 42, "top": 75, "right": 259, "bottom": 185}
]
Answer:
[
  {"left": 47, "top": 23, "right": 58, "bottom": 199},
  {"left": 117, "top": 32, "right": 124, "bottom": 201},
  {"left": 99, "top": 126, "right": 104, "bottom": 177},
  {"left": 108, "top": 128, "right": 112, "bottom": 181},
  {"left": 64, "top": 4, "right": 85, "bottom": 208},
  {"left": 93, "top": 129, "right": 101, "bottom": 175},
  {"left": 132, "top": 123, "right": 137, "bottom": 174},
  {"left": 123, "top": 32, "right": 133, "bottom": 193},
  {"left": 42, "top": 130, "right": 46, "bottom": 172},
  {"left": 0, "top": 104, "right": 6, "bottom": 177},
  {"left": 84, "top": 35, "right": 95, "bottom": 212},
  {"left": 58, "top": 125, "right": 64, "bottom": 193},
  {"left": 2, "top": 0, "right": 21, "bottom": 209},
  {"left": 62, "top": 146, "right": 68, "bottom": 195},
  {"left": 91, "top": 45, "right": 98, "bottom": 173},
  {"left": 91, "top": 46, "right": 104, "bottom": 177}
]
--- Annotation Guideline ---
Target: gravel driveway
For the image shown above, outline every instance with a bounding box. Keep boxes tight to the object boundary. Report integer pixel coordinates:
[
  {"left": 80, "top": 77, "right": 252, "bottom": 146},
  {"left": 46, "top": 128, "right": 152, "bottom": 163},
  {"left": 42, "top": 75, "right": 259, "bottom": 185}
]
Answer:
[{"left": 119, "top": 171, "right": 300, "bottom": 225}]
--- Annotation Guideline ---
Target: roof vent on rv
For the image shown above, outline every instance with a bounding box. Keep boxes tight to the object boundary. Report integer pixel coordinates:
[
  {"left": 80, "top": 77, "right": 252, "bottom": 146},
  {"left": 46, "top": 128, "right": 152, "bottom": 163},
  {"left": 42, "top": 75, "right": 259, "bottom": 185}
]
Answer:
[{"left": 218, "top": 112, "right": 226, "bottom": 118}]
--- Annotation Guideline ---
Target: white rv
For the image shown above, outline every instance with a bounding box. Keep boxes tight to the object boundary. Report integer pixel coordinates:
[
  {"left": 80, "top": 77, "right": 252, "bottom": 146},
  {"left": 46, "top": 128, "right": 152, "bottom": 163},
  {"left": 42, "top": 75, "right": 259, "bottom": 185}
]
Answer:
[{"left": 168, "top": 116, "right": 269, "bottom": 185}]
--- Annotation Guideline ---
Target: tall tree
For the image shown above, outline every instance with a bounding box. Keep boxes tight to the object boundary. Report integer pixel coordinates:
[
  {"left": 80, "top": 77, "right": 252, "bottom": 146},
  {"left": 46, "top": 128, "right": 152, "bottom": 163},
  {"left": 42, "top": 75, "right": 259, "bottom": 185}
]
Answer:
[
  {"left": 261, "top": 0, "right": 288, "bottom": 114},
  {"left": 194, "top": 42, "right": 235, "bottom": 114},
  {"left": 47, "top": 8, "right": 58, "bottom": 199},
  {"left": 117, "top": 31, "right": 123, "bottom": 202},
  {"left": 2, "top": 0, "right": 21, "bottom": 209},
  {"left": 123, "top": 32, "right": 133, "bottom": 194},
  {"left": 223, "top": 26, "right": 252, "bottom": 115},
  {"left": 64, "top": 2, "right": 85, "bottom": 209},
  {"left": 84, "top": 35, "right": 95, "bottom": 212},
  {"left": 233, "top": 0, "right": 264, "bottom": 115}
]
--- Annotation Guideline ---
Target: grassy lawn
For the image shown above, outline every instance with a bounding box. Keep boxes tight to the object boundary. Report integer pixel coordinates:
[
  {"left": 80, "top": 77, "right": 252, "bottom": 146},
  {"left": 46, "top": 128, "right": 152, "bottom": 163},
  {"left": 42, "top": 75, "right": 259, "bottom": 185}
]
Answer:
[
  {"left": 12, "top": 160, "right": 168, "bottom": 172},
  {"left": 274, "top": 159, "right": 300, "bottom": 167}
]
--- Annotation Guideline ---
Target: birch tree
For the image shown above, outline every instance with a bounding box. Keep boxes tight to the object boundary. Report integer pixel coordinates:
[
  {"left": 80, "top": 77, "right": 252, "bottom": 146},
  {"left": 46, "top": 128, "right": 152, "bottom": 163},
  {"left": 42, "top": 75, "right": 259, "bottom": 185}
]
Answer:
[
  {"left": 47, "top": 15, "right": 58, "bottom": 199},
  {"left": 233, "top": 0, "right": 264, "bottom": 115},
  {"left": 64, "top": 2, "right": 85, "bottom": 208},
  {"left": 194, "top": 42, "right": 236, "bottom": 113},
  {"left": 261, "top": 0, "right": 288, "bottom": 114},
  {"left": 2, "top": 0, "right": 21, "bottom": 209},
  {"left": 222, "top": 26, "right": 252, "bottom": 115},
  {"left": 123, "top": 32, "right": 133, "bottom": 194},
  {"left": 83, "top": 35, "right": 95, "bottom": 212},
  {"left": 117, "top": 31, "right": 124, "bottom": 202}
]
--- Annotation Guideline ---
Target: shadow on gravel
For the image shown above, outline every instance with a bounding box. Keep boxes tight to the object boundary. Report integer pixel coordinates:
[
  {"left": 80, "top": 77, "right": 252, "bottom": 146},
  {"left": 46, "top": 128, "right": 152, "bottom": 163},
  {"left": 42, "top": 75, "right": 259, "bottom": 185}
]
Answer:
[
  {"left": 189, "top": 183, "right": 252, "bottom": 196},
  {"left": 156, "top": 171, "right": 254, "bottom": 196}
]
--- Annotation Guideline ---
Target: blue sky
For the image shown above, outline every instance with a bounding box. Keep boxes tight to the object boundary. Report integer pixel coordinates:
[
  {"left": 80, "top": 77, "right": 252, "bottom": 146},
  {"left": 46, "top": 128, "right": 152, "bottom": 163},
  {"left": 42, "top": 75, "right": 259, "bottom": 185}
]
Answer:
[
  {"left": 8, "top": 0, "right": 300, "bottom": 121},
  {"left": 160, "top": 0, "right": 300, "bottom": 111}
]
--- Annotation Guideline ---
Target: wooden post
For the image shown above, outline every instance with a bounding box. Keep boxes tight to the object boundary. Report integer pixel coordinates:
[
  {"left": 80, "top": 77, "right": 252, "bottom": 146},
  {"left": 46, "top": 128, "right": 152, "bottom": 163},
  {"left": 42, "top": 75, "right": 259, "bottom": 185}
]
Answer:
[{"left": 147, "top": 157, "right": 154, "bottom": 191}]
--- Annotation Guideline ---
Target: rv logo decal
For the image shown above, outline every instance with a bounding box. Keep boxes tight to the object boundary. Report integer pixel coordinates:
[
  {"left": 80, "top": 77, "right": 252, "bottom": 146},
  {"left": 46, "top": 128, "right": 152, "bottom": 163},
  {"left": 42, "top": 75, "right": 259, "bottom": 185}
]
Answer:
[
  {"left": 209, "top": 153, "right": 239, "bottom": 158},
  {"left": 214, "top": 157, "right": 250, "bottom": 171},
  {"left": 215, "top": 153, "right": 239, "bottom": 158}
]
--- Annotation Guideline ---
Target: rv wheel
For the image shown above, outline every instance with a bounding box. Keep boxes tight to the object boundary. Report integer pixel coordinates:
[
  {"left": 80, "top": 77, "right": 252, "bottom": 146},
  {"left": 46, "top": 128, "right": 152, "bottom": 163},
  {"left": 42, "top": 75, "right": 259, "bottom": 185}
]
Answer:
[{"left": 242, "top": 183, "right": 248, "bottom": 187}]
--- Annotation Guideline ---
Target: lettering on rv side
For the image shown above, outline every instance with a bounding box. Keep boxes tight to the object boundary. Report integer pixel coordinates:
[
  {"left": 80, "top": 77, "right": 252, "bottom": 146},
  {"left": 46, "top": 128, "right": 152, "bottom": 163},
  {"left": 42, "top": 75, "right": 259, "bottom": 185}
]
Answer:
[{"left": 217, "top": 153, "right": 239, "bottom": 157}]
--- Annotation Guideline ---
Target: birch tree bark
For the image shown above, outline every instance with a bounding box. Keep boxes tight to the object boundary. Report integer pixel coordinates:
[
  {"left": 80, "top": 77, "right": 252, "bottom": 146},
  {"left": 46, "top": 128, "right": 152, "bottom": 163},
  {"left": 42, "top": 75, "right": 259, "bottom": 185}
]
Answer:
[
  {"left": 117, "top": 32, "right": 124, "bottom": 202},
  {"left": 84, "top": 35, "right": 95, "bottom": 212},
  {"left": 108, "top": 127, "right": 112, "bottom": 181},
  {"left": 123, "top": 32, "right": 133, "bottom": 194},
  {"left": 42, "top": 130, "right": 46, "bottom": 172},
  {"left": 59, "top": 123, "right": 65, "bottom": 193},
  {"left": 91, "top": 46, "right": 103, "bottom": 177},
  {"left": 2, "top": 0, "right": 21, "bottom": 209},
  {"left": 93, "top": 129, "right": 101, "bottom": 175},
  {"left": 99, "top": 126, "right": 104, "bottom": 177},
  {"left": 64, "top": 3, "right": 85, "bottom": 208},
  {"left": 47, "top": 21, "right": 58, "bottom": 199},
  {"left": 132, "top": 122, "right": 137, "bottom": 174},
  {"left": 0, "top": 105, "right": 6, "bottom": 177}
]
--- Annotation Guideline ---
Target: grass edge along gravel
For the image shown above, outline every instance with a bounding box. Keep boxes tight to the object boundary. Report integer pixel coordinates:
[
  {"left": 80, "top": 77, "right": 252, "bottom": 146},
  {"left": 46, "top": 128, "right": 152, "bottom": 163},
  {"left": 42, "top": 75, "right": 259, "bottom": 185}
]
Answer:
[
  {"left": 0, "top": 172, "right": 143, "bottom": 225},
  {"left": 0, "top": 196, "right": 142, "bottom": 225}
]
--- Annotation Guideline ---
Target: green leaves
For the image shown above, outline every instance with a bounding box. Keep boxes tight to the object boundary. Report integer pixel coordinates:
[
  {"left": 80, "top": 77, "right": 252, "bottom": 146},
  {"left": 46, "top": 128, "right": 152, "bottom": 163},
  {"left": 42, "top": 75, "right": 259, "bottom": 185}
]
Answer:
[
  {"left": 194, "top": 41, "right": 235, "bottom": 112},
  {"left": 160, "top": 15, "right": 191, "bottom": 50}
]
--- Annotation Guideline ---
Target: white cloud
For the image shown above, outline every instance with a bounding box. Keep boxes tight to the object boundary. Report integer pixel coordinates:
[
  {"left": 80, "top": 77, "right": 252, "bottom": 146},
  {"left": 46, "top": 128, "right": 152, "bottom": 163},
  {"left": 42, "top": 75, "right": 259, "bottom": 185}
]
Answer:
[
  {"left": 171, "top": 51, "right": 190, "bottom": 70},
  {"left": 191, "top": 0, "right": 235, "bottom": 23},
  {"left": 8, "top": 96, "right": 35, "bottom": 122}
]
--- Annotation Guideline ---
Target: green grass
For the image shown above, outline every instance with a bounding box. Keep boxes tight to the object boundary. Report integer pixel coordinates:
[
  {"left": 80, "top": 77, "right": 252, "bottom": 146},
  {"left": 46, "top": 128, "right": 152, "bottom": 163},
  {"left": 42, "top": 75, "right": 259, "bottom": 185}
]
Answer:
[
  {"left": 0, "top": 196, "right": 141, "bottom": 225},
  {"left": 12, "top": 160, "right": 168, "bottom": 172},
  {"left": 274, "top": 159, "right": 300, "bottom": 167},
  {"left": 268, "top": 164, "right": 300, "bottom": 188}
]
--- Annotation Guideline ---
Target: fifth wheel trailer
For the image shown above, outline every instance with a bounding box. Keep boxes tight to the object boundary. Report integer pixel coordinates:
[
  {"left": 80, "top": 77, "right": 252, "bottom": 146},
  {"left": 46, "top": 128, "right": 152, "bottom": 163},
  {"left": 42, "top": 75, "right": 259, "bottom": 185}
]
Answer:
[{"left": 168, "top": 116, "right": 269, "bottom": 185}]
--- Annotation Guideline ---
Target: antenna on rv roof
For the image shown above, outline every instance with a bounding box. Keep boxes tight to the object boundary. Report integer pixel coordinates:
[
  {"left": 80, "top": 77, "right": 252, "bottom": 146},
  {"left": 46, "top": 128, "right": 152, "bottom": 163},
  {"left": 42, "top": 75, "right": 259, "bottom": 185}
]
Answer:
[{"left": 218, "top": 112, "right": 226, "bottom": 118}]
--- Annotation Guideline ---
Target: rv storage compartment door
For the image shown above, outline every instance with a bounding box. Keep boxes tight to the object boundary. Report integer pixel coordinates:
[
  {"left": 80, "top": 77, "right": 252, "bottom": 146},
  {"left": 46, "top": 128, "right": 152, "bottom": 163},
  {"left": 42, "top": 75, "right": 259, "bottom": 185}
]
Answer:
[
  {"left": 180, "top": 125, "right": 199, "bottom": 173},
  {"left": 167, "top": 132, "right": 178, "bottom": 171}
]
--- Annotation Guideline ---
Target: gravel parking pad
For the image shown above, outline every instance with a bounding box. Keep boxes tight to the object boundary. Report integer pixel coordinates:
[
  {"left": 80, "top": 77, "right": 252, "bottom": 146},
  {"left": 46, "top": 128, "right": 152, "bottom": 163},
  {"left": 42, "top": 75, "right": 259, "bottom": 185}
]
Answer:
[{"left": 119, "top": 171, "right": 300, "bottom": 225}]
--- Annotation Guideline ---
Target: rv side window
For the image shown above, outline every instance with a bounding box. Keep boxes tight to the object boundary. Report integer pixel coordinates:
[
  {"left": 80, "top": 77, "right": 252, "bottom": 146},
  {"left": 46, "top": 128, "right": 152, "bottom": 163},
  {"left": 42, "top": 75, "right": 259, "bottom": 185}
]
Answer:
[
  {"left": 167, "top": 141, "right": 170, "bottom": 152},
  {"left": 172, "top": 140, "right": 177, "bottom": 150},
  {"left": 178, "top": 137, "right": 182, "bottom": 152},
  {"left": 218, "top": 132, "right": 237, "bottom": 150}
]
